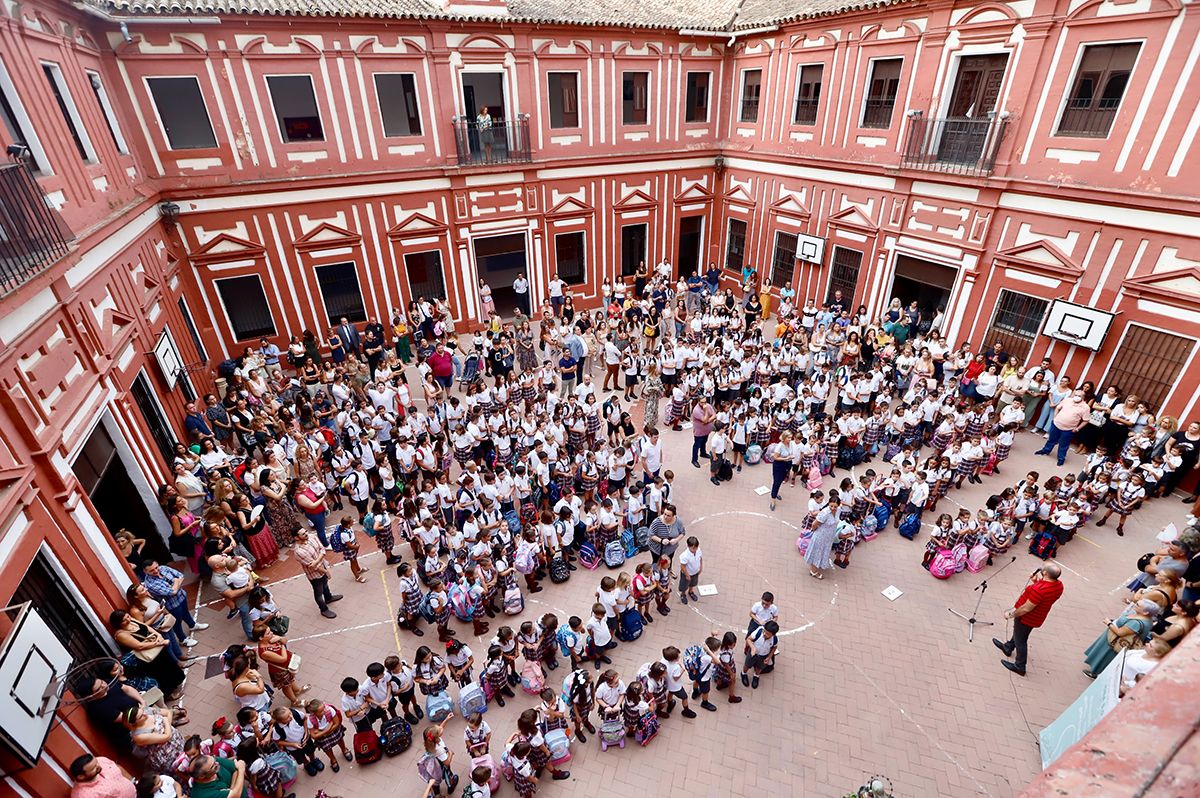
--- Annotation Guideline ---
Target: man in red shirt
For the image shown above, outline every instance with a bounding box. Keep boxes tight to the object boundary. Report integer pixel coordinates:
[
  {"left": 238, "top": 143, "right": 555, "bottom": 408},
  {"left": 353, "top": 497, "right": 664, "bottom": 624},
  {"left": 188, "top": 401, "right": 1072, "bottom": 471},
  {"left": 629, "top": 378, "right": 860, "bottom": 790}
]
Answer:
[
  {"left": 427, "top": 341, "right": 454, "bottom": 389},
  {"left": 994, "top": 562, "right": 1063, "bottom": 676}
]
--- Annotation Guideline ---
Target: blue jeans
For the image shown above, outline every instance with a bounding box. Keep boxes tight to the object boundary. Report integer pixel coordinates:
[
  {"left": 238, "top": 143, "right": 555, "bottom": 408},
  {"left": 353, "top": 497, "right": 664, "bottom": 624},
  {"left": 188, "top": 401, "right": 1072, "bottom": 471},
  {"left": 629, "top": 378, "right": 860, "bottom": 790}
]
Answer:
[
  {"left": 1035, "top": 402, "right": 1055, "bottom": 432},
  {"left": 306, "top": 511, "right": 328, "bottom": 546},
  {"left": 167, "top": 602, "right": 197, "bottom": 645},
  {"left": 691, "top": 434, "right": 709, "bottom": 464},
  {"left": 1039, "top": 426, "right": 1075, "bottom": 465},
  {"left": 234, "top": 600, "right": 254, "bottom": 641}
]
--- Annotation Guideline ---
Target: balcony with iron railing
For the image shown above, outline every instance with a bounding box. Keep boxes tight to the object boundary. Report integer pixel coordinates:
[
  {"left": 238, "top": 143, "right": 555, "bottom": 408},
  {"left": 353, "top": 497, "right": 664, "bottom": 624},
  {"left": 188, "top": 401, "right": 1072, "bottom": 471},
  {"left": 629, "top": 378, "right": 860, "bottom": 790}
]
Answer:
[
  {"left": 793, "top": 98, "right": 819, "bottom": 126},
  {"left": 0, "top": 161, "right": 73, "bottom": 296},
  {"left": 451, "top": 115, "right": 532, "bottom": 166},
  {"left": 900, "top": 110, "right": 1010, "bottom": 178}
]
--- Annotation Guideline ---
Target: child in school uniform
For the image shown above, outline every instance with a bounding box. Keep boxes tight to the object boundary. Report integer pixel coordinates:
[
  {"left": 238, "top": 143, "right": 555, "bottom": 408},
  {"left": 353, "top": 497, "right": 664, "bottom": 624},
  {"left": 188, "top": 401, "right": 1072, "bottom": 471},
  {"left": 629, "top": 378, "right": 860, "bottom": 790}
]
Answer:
[
  {"left": 482, "top": 645, "right": 514, "bottom": 707},
  {"left": 562, "top": 669, "right": 596, "bottom": 742},
  {"left": 585, "top": 603, "right": 615, "bottom": 670},
  {"left": 714, "top": 631, "right": 743, "bottom": 704},
  {"left": 742, "top": 621, "right": 779, "bottom": 690},
  {"left": 660, "top": 646, "right": 696, "bottom": 719},
  {"left": 464, "top": 712, "right": 491, "bottom": 760},
  {"left": 1097, "top": 471, "right": 1147, "bottom": 537},
  {"left": 385, "top": 655, "right": 422, "bottom": 723},
  {"left": 305, "top": 698, "right": 352, "bottom": 770},
  {"left": 632, "top": 563, "right": 657, "bottom": 625},
  {"left": 678, "top": 537, "right": 703, "bottom": 605},
  {"left": 652, "top": 555, "right": 673, "bottom": 616}
]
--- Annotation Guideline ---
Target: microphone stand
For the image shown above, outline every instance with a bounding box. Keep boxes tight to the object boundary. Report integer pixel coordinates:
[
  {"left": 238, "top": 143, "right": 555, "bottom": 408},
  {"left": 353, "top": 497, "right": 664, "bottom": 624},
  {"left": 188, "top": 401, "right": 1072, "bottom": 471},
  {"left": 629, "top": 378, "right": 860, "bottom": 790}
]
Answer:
[{"left": 948, "top": 555, "right": 1018, "bottom": 642}]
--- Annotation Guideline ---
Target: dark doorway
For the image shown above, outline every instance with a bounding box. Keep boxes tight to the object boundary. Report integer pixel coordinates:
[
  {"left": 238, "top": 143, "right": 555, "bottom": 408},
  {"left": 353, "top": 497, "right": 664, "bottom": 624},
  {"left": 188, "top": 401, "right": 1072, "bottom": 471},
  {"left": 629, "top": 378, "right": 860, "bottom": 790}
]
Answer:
[
  {"left": 72, "top": 420, "right": 170, "bottom": 564},
  {"left": 889, "top": 254, "right": 957, "bottom": 332},
  {"left": 461, "top": 74, "right": 508, "bottom": 163},
  {"left": 677, "top": 216, "right": 703, "bottom": 278},
  {"left": 621, "top": 223, "right": 647, "bottom": 277},
  {"left": 474, "top": 233, "right": 527, "bottom": 318}
]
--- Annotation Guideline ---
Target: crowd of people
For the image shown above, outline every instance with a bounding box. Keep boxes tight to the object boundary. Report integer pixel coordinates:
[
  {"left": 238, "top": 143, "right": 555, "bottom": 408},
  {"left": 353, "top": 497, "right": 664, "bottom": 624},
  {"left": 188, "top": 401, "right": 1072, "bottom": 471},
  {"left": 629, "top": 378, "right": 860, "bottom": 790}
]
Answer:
[{"left": 73, "top": 258, "right": 1200, "bottom": 797}]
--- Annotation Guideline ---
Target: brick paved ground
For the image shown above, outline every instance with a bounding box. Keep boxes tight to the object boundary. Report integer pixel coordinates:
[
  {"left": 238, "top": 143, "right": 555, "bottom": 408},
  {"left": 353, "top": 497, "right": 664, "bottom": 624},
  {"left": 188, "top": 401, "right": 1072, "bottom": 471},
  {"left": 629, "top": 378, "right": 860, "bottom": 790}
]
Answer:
[{"left": 178, "top": 374, "right": 1184, "bottom": 798}]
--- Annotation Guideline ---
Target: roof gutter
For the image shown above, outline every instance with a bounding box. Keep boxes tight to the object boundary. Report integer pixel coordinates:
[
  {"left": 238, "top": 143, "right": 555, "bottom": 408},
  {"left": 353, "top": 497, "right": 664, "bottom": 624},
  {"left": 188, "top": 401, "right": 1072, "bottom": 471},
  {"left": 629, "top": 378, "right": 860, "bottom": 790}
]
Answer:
[
  {"left": 73, "top": 3, "right": 221, "bottom": 23},
  {"left": 678, "top": 24, "right": 778, "bottom": 46}
]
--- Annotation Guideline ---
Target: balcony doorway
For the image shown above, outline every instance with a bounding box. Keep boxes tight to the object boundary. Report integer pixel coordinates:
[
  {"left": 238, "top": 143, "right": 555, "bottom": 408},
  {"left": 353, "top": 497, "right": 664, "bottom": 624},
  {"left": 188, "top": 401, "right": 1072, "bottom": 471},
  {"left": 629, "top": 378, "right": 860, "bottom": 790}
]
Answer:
[
  {"left": 887, "top": 254, "right": 957, "bottom": 336},
  {"left": 474, "top": 232, "right": 528, "bottom": 319},
  {"left": 677, "top": 216, "right": 703, "bottom": 278},
  {"left": 937, "top": 54, "right": 1008, "bottom": 165},
  {"left": 460, "top": 73, "right": 513, "bottom": 164}
]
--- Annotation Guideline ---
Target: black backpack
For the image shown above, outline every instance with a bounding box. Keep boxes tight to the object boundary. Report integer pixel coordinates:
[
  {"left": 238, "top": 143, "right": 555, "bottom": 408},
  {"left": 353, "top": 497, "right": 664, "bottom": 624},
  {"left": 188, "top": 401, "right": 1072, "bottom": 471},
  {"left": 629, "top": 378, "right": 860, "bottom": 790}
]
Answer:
[
  {"left": 273, "top": 708, "right": 304, "bottom": 742},
  {"left": 379, "top": 716, "right": 412, "bottom": 756},
  {"left": 549, "top": 555, "right": 570, "bottom": 584}
]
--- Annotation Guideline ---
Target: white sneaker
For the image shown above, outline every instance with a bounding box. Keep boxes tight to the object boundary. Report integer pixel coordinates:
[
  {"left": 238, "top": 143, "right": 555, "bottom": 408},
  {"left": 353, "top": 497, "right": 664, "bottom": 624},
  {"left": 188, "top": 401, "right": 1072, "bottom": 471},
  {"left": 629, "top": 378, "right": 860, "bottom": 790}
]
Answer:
[
  {"left": 183, "top": 637, "right": 199, "bottom": 648},
  {"left": 192, "top": 622, "right": 210, "bottom": 631}
]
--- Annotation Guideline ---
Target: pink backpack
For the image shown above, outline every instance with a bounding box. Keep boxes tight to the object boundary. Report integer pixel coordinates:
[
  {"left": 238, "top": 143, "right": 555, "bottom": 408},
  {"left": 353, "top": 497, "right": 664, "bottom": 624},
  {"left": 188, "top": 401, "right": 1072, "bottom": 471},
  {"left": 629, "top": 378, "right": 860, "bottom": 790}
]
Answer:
[
  {"left": 796, "top": 532, "right": 812, "bottom": 557},
  {"left": 966, "top": 544, "right": 989, "bottom": 573},
  {"left": 951, "top": 543, "right": 969, "bottom": 574},
  {"left": 806, "top": 465, "right": 822, "bottom": 491},
  {"left": 929, "top": 548, "right": 957, "bottom": 579},
  {"left": 520, "top": 660, "right": 545, "bottom": 695}
]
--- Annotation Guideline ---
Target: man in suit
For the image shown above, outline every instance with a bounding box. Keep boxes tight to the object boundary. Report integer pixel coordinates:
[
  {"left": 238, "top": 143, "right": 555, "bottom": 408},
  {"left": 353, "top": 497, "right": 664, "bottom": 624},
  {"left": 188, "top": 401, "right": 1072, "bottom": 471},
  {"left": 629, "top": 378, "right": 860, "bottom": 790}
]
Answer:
[{"left": 337, "top": 317, "right": 361, "bottom": 357}]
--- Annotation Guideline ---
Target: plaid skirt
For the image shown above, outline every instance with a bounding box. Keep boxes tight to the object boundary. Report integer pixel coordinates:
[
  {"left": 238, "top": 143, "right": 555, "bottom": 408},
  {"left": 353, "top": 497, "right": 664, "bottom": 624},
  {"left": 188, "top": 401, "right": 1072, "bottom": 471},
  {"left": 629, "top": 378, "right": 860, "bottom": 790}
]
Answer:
[
  {"left": 513, "top": 767, "right": 537, "bottom": 797},
  {"left": 800, "top": 512, "right": 818, "bottom": 532},
  {"left": 930, "top": 430, "right": 952, "bottom": 451},
  {"left": 666, "top": 398, "right": 686, "bottom": 425},
  {"left": 580, "top": 472, "right": 599, "bottom": 492},
  {"left": 851, "top": 497, "right": 869, "bottom": 516},
  {"left": 965, "top": 419, "right": 984, "bottom": 438},
  {"left": 253, "top": 761, "right": 283, "bottom": 795},
  {"left": 586, "top": 415, "right": 601, "bottom": 438},
  {"left": 753, "top": 429, "right": 771, "bottom": 447},
  {"left": 956, "top": 457, "right": 979, "bottom": 477},
  {"left": 823, "top": 440, "right": 839, "bottom": 460},
  {"left": 995, "top": 443, "right": 1012, "bottom": 462},
  {"left": 863, "top": 424, "right": 883, "bottom": 447},
  {"left": 454, "top": 445, "right": 473, "bottom": 467},
  {"left": 1107, "top": 495, "right": 1139, "bottom": 516},
  {"left": 568, "top": 430, "right": 585, "bottom": 451},
  {"left": 833, "top": 537, "right": 855, "bottom": 555},
  {"left": 402, "top": 585, "right": 423, "bottom": 615},
  {"left": 314, "top": 723, "right": 345, "bottom": 751}
]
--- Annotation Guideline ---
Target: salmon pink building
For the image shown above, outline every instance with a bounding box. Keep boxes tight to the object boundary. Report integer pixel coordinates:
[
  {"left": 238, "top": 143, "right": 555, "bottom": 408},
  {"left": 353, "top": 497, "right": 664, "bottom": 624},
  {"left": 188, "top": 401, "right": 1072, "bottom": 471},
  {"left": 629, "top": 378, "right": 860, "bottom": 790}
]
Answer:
[{"left": 0, "top": 0, "right": 1198, "bottom": 792}]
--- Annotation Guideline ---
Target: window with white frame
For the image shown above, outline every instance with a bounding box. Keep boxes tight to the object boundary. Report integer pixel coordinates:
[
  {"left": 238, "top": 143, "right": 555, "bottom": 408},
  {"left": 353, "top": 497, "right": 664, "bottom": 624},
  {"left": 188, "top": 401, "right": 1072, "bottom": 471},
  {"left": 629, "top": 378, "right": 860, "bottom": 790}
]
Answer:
[
  {"left": 374, "top": 73, "right": 423, "bottom": 137},
  {"left": 86, "top": 71, "right": 128, "bottom": 154},
  {"left": 685, "top": 71, "right": 710, "bottom": 123},
  {"left": 314, "top": 262, "right": 367, "bottom": 325},
  {"left": 265, "top": 75, "right": 325, "bottom": 143},
  {"left": 548, "top": 72, "right": 579, "bottom": 128},
  {"left": 794, "top": 64, "right": 823, "bottom": 125},
  {"left": 215, "top": 274, "right": 276, "bottom": 340},
  {"left": 622, "top": 72, "right": 649, "bottom": 125},
  {"left": 771, "top": 232, "right": 798, "bottom": 288},
  {"left": 42, "top": 63, "right": 95, "bottom": 162},
  {"left": 862, "top": 58, "right": 902, "bottom": 129},
  {"left": 0, "top": 57, "right": 50, "bottom": 172},
  {"left": 739, "top": 69, "right": 762, "bottom": 123},
  {"left": 146, "top": 76, "right": 217, "bottom": 150},
  {"left": 1056, "top": 43, "right": 1140, "bottom": 138}
]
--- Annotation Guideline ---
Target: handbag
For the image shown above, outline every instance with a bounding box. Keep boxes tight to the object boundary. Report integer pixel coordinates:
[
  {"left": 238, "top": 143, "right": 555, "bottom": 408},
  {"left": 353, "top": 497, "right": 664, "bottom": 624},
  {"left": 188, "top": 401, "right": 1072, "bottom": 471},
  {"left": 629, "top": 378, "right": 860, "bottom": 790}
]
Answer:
[
  {"left": 268, "top": 615, "right": 291, "bottom": 635},
  {"left": 132, "top": 642, "right": 166, "bottom": 663},
  {"left": 1088, "top": 409, "right": 1107, "bottom": 426},
  {"left": 287, "top": 653, "right": 302, "bottom": 673},
  {"left": 1106, "top": 621, "right": 1147, "bottom": 652},
  {"left": 1136, "top": 553, "right": 1154, "bottom": 572}
]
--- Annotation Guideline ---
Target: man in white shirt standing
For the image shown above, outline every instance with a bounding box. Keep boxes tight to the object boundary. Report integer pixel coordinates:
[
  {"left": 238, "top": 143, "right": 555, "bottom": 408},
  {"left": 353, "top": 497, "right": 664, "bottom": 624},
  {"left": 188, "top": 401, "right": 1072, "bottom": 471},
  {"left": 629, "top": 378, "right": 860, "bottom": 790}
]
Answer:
[
  {"left": 639, "top": 427, "right": 664, "bottom": 481},
  {"left": 512, "top": 274, "right": 530, "bottom": 316}
]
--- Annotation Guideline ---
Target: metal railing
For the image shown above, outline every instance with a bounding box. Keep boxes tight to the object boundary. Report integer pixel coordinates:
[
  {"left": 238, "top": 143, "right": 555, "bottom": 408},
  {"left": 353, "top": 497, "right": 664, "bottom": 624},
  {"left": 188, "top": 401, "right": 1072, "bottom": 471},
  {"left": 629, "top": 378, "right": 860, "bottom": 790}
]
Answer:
[
  {"left": 901, "top": 112, "right": 1010, "bottom": 177},
  {"left": 1055, "top": 102, "right": 1119, "bottom": 138},
  {"left": 0, "top": 163, "right": 73, "bottom": 295},
  {"left": 793, "top": 98, "right": 819, "bottom": 126},
  {"left": 739, "top": 99, "right": 760, "bottom": 124},
  {"left": 861, "top": 98, "right": 897, "bottom": 129},
  {"left": 452, "top": 115, "right": 532, "bottom": 166}
]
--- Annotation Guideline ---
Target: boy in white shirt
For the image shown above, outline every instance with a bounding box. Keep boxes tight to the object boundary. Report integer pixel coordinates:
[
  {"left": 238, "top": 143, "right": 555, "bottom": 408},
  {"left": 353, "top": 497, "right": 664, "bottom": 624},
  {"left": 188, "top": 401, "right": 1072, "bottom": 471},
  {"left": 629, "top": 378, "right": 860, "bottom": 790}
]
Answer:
[
  {"left": 748, "top": 591, "right": 780, "bottom": 635},
  {"left": 585, "top": 603, "right": 615, "bottom": 669},
  {"left": 678, "top": 537, "right": 703, "bottom": 605},
  {"left": 660, "top": 646, "right": 697, "bottom": 719},
  {"left": 742, "top": 621, "right": 779, "bottom": 690}
]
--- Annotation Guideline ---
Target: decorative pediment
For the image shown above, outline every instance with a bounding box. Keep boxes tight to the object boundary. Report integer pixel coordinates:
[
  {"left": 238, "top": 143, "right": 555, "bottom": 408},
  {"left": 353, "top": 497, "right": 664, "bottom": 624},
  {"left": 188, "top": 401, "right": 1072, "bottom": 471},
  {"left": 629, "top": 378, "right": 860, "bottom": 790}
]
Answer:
[
  {"left": 190, "top": 233, "right": 267, "bottom": 266},
  {"left": 387, "top": 212, "right": 449, "bottom": 240},
  {"left": 769, "top": 194, "right": 810, "bottom": 219},
  {"left": 994, "top": 240, "right": 1082, "bottom": 280},
  {"left": 827, "top": 205, "right": 877, "bottom": 233},
  {"left": 1124, "top": 267, "right": 1200, "bottom": 305},
  {"left": 723, "top": 185, "right": 756, "bottom": 208},
  {"left": 294, "top": 222, "right": 362, "bottom": 253},
  {"left": 673, "top": 183, "right": 714, "bottom": 206},
  {"left": 545, "top": 196, "right": 594, "bottom": 220},
  {"left": 614, "top": 189, "right": 659, "bottom": 212}
]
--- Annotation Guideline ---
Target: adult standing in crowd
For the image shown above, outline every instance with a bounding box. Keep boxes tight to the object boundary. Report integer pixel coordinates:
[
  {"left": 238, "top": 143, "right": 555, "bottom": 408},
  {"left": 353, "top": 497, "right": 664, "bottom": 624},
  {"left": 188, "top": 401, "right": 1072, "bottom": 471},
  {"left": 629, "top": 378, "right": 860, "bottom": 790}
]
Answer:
[
  {"left": 1035, "top": 388, "right": 1092, "bottom": 466},
  {"left": 69, "top": 754, "right": 135, "bottom": 798},
  {"left": 691, "top": 397, "right": 716, "bottom": 468},
  {"left": 994, "top": 563, "right": 1064, "bottom": 676},
  {"left": 337, "top": 316, "right": 361, "bottom": 358},
  {"left": 293, "top": 526, "right": 343, "bottom": 619},
  {"left": 648, "top": 503, "right": 686, "bottom": 565}
]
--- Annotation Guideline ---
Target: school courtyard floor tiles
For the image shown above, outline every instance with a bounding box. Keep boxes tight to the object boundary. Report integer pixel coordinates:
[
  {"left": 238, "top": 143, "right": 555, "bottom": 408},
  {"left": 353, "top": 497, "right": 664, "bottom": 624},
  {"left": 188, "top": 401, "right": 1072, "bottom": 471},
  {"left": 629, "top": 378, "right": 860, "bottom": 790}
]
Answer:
[{"left": 180, "top": 428, "right": 1178, "bottom": 797}]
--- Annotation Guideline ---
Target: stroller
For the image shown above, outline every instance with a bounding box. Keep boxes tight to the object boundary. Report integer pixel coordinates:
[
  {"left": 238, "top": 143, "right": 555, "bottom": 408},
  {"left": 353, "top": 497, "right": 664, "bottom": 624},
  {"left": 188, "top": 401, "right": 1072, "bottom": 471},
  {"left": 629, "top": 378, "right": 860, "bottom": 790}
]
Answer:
[{"left": 459, "top": 351, "right": 484, "bottom": 388}]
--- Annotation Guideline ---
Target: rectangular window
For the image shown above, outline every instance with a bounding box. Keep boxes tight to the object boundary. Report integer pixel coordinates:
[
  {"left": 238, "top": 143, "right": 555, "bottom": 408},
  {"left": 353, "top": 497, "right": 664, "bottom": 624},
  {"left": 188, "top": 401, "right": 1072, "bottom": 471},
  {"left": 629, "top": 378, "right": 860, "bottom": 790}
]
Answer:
[
  {"left": 685, "top": 71, "right": 710, "bottom": 123},
  {"left": 265, "top": 75, "right": 324, "bottom": 143},
  {"left": 622, "top": 71, "right": 649, "bottom": 125},
  {"left": 1056, "top": 43, "right": 1140, "bottom": 138},
  {"left": 739, "top": 69, "right": 762, "bottom": 123},
  {"left": 0, "top": 69, "right": 45, "bottom": 173},
  {"left": 555, "top": 232, "right": 586, "bottom": 286},
  {"left": 794, "top": 64, "right": 823, "bottom": 125},
  {"left": 374, "top": 73, "right": 422, "bottom": 137},
  {"left": 985, "top": 290, "right": 1048, "bottom": 364},
  {"left": 131, "top": 371, "right": 177, "bottom": 464},
  {"left": 177, "top": 297, "right": 207, "bottom": 363},
  {"left": 621, "top": 223, "right": 647, "bottom": 277},
  {"left": 146, "top": 76, "right": 217, "bottom": 150},
  {"left": 862, "top": 58, "right": 902, "bottom": 129},
  {"left": 827, "top": 247, "right": 862, "bottom": 305},
  {"left": 86, "top": 71, "right": 128, "bottom": 154},
  {"left": 770, "top": 232, "right": 798, "bottom": 289},
  {"left": 725, "top": 219, "right": 747, "bottom": 273},
  {"left": 215, "top": 274, "right": 276, "bottom": 340},
  {"left": 42, "top": 63, "right": 95, "bottom": 162},
  {"left": 403, "top": 250, "right": 446, "bottom": 300},
  {"left": 1104, "top": 325, "right": 1194, "bottom": 413},
  {"left": 13, "top": 554, "right": 115, "bottom": 672},
  {"left": 314, "top": 262, "right": 367, "bottom": 325},
  {"left": 548, "top": 72, "right": 579, "bottom": 129}
]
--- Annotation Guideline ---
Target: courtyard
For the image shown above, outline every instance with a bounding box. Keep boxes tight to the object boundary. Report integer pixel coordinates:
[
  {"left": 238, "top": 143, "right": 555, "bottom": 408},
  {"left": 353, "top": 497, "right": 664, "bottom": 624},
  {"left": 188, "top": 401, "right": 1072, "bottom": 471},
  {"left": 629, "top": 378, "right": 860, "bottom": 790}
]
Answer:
[{"left": 179, "top": 417, "right": 1173, "bottom": 797}]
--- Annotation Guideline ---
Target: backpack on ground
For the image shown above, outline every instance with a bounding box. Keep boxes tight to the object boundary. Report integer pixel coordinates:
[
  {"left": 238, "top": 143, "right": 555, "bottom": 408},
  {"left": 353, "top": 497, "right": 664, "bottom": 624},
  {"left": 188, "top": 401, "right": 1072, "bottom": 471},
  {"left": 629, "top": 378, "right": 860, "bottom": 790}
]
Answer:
[
  {"left": 352, "top": 730, "right": 382, "bottom": 765},
  {"left": 604, "top": 539, "right": 626, "bottom": 568},
  {"left": 379, "top": 716, "right": 412, "bottom": 756},
  {"left": 579, "top": 542, "right": 600, "bottom": 570},
  {"left": 929, "top": 549, "right": 957, "bottom": 579},
  {"left": 682, "top": 645, "right": 704, "bottom": 681},
  {"left": 549, "top": 555, "right": 570, "bottom": 584},
  {"left": 874, "top": 503, "right": 892, "bottom": 529},
  {"left": 718, "top": 460, "right": 733, "bottom": 481},
  {"left": 966, "top": 543, "right": 989, "bottom": 573},
  {"left": 448, "top": 582, "right": 475, "bottom": 621},
  {"left": 898, "top": 512, "right": 921, "bottom": 540},
  {"left": 859, "top": 514, "right": 879, "bottom": 541},
  {"left": 425, "top": 691, "right": 453, "bottom": 723},
  {"left": 621, "top": 528, "right": 638, "bottom": 559},
  {"left": 544, "top": 728, "right": 571, "bottom": 764},
  {"left": 459, "top": 682, "right": 488, "bottom": 716},
  {"left": 520, "top": 660, "right": 545, "bottom": 695},
  {"left": 556, "top": 628, "right": 579, "bottom": 659},
  {"left": 950, "top": 542, "right": 969, "bottom": 573},
  {"left": 503, "top": 583, "right": 524, "bottom": 615},
  {"left": 633, "top": 526, "right": 650, "bottom": 551},
  {"left": 1029, "top": 530, "right": 1058, "bottom": 561},
  {"left": 617, "top": 609, "right": 644, "bottom": 642},
  {"left": 418, "top": 592, "right": 437, "bottom": 624},
  {"left": 745, "top": 444, "right": 762, "bottom": 465}
]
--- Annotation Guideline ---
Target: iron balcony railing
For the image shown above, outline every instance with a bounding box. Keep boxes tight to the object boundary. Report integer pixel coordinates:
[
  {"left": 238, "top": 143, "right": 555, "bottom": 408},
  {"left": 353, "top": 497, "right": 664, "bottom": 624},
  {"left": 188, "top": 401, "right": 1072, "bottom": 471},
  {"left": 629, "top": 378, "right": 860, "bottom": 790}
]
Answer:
[
  {"left": 0, "top": 163, "right": 73, "bottom": 295},
  {"left": 1055, "top": 101, "right": 1120, "bottom": 138},
  {"left": 901, "top": 112, "right": 1010, "bottom": 177},
  {"left": 861, "top": 98, "right": 897, "bottom": 129},
  {"left": 452, "top": 115, "right": 532, "bottom": 166},
  {"left": 793, "top": 98, "right": 819, "bottom": 126}
]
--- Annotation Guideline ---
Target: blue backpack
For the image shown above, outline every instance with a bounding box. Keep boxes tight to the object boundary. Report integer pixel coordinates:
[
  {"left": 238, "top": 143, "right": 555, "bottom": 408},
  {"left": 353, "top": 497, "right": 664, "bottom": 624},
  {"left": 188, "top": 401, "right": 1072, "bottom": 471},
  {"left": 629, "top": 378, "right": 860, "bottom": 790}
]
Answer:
[
  {"left": 899, "top": 512, "right": 921, "bottom": 540},
  {"left": 417, "top": 592, "right": 437, "bottom": 624},
  {"left": 874, "top": 503, "right": 892, "bottom": 529},
  {"left": 556, "top": 627, "right": 579, "bottom": 658},
  {"left": 682, "top": 644, "right": 704, "bottom": 681},
  {"left": 504, "top": 510, "right": 522, "bottom": 535},
  {"left": 617, "top": 610, "right": 643, "bottom": 642},
  {"left": 621, "top": 528, "right": 638, "bottom": 558}
]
